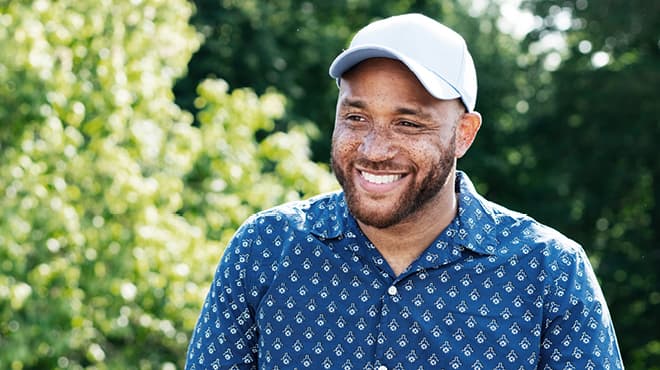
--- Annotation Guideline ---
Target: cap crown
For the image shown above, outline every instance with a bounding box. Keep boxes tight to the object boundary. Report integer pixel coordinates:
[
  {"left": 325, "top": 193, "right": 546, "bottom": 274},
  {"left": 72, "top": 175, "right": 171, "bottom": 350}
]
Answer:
[{"left": 330, "top": 13, "right": 477, "bottom": 111}]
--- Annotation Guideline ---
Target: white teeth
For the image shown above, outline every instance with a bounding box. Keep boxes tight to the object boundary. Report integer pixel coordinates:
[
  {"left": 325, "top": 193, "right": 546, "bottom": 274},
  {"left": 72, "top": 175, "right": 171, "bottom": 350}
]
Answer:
[{"left": 361, "top": 171, "right": 402, "bottom": 185}]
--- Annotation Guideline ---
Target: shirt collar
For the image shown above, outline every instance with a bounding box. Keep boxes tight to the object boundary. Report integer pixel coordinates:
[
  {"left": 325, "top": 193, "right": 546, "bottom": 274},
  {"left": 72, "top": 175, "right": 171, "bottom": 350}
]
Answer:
[
  {"left": 306, "top": 191, "right": 348, "bottom": 240},
  {"left": 307, "top": 171, "right": 499, "bottom": 256},
  {"left": 453, "top": 171, "right": 499, "bottom": 256}
]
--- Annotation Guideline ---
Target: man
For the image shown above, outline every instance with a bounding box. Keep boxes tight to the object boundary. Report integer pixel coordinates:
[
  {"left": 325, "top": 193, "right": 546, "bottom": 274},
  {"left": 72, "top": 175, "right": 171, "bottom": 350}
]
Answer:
[{"left": 186, "top": 13, "right": 623, "bottom": 369}]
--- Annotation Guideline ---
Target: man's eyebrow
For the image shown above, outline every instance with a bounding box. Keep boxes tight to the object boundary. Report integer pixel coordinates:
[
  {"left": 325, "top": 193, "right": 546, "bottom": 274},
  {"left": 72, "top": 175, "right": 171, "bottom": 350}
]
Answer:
[
  {"left": 338, "top": 98, "right": 366, "bottom": 109},
  {"left": 395, "top": 106, "right": 433, "bottom": 120},
  {"left": 395, "top": 107, "right": 422, "bottom": 116},
  {"left": 341, "top": 100, "right": 430, "bottom": 116},
  {"left": 339, "top": 99, "right": 434, "bottom": 121}
]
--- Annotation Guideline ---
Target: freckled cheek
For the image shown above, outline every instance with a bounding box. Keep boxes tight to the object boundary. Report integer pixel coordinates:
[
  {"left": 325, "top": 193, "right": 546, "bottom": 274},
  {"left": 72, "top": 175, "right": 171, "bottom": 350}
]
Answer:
[
  {"left": 407, "top": 142, "right": 445, "bottom": 168},
  {"left": 331, "top": 131, "right": 363, "bottom": 157}
]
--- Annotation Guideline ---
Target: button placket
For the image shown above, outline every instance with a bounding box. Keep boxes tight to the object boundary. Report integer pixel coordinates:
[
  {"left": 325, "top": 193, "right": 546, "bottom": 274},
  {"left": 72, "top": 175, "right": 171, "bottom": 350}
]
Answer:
[
  {"left": 375, "top": 283, "right": 400, "bottom": 370},
  {"left": 387, "top": 285, "right": 398, "bottom": 296}
]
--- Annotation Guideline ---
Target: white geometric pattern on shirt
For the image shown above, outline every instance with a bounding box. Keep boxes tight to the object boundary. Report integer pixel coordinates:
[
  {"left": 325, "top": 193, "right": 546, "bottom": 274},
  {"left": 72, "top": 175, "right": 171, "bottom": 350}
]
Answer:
[{"left": 186, "top": 173, "right": 623, "bottom": 370}]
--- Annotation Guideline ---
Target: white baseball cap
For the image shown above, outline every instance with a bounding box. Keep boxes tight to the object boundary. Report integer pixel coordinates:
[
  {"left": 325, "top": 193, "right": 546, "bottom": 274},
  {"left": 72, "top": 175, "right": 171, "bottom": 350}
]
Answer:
[{"left": 329, "top": 13, "right": 478, "bottom": 112}]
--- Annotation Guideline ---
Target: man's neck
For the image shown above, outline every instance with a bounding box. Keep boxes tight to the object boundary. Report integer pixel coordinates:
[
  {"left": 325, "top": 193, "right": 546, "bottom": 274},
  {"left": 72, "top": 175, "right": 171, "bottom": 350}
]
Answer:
[{"left": 357, "top": 177, "right": 458, "bottom": 276}]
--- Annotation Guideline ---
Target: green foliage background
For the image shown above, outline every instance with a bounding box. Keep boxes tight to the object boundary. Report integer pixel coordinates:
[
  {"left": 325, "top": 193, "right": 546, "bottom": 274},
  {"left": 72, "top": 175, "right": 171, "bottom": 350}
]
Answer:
[
  {"left": 1, "top": 0, "right": 658, "bottom": 369},
  {"left": 0, "top": 0, "right": 335, "bottom": 368}
]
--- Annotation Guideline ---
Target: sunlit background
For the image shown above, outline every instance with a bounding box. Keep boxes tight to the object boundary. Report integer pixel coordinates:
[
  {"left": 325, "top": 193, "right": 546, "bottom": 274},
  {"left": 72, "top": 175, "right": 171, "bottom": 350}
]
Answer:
[{"left": 1, "top": 0, "right": 658, "bottom": 368}]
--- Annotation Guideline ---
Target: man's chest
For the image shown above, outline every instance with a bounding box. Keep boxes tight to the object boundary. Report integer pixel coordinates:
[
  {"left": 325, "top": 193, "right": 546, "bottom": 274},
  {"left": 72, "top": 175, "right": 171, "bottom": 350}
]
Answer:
[{"left": 252, "top": 247, "right": 545, "bottom": 370}]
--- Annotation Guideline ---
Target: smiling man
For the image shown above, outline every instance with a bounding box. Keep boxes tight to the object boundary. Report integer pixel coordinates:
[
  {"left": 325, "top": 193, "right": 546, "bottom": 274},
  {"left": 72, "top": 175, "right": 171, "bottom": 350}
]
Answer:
[
  {"left": 186, "top": 13, "right": 623, "bottom": 370},
  {"left": 330, "top": 57, "right": 480, "bottom": 276}
]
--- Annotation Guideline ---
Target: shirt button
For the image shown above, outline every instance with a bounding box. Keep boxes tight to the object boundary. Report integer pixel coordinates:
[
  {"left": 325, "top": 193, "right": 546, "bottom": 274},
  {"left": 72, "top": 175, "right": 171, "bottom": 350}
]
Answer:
[{"left": 387, "top": 286, "right": 398, "bottom": 296}]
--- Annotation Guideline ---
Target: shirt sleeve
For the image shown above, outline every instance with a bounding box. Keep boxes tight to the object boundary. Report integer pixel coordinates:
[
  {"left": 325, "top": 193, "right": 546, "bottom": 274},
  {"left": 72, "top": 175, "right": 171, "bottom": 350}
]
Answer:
[
  {"left": 539, "top": 241, "right": 624, "bottom": 369},
  {"left": 185, "top": 219, "right": 260, "bottom": 370}
]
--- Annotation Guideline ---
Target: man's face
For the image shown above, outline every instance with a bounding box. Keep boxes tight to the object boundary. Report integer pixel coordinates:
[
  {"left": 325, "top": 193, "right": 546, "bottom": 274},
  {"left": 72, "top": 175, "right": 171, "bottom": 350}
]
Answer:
[{"left": 331, "top": 58, "right": 464, "bottom": 229}]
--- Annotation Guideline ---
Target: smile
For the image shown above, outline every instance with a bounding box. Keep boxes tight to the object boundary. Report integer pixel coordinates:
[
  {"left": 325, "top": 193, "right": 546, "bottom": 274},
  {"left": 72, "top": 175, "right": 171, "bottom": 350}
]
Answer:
[{"left": 360, "top": 171, "right": 403, "bottom": 185}]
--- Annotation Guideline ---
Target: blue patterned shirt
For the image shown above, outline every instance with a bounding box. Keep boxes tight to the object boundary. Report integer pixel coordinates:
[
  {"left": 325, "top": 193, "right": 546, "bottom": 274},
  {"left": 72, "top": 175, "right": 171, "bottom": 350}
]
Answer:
[{"left": 186, "top": 172, "right": 623, "bottom": 369}]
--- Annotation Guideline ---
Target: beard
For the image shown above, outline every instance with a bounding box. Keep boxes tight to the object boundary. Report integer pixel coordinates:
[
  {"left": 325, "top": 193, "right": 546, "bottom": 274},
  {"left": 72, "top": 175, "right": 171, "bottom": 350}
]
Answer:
[{"left": 332, "top": 132, "right": 456, "bottom": 229}]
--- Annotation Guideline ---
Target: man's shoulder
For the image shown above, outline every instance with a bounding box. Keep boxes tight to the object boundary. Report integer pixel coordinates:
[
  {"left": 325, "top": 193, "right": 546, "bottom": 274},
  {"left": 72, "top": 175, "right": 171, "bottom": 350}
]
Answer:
[
  {"left": 254, "top": 191, "right": 344, "bottom": 218},
  {"left": 454, "top": 171, "right": 582, "bottom": 258},
  {"left": 223, "top": 191, "right": 346, "bottom": 264},
  {"left": 247, "top": 191, "right": 346, "bottom": 233},
  {"left": 485, "top": 199, "right": 585, "bottom": 262}
]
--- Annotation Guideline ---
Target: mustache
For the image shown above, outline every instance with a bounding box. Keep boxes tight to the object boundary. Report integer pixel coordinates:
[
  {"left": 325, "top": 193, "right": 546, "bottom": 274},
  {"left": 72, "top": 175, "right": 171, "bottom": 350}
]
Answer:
[{"left": 351, "top": 158, "right": 409, "bottom": 172}]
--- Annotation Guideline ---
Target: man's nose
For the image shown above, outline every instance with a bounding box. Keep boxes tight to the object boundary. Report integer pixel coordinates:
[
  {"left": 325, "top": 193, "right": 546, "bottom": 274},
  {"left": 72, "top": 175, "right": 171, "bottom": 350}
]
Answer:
[{"left": 358, "top": 128, "right": 397, "bottom": 162}]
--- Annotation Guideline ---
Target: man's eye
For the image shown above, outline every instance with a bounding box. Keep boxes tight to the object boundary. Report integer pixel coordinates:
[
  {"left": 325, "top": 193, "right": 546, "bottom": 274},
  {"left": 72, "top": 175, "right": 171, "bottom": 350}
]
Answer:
[
  {"left": 346, "top": 115, "right": 365, "bottom": 122},
  {"left": 399, "top": 120, "right": 421, "bottom": 128}
]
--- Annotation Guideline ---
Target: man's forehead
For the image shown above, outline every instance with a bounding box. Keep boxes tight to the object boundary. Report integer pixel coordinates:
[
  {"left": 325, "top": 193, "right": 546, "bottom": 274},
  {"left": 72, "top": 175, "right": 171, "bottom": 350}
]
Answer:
[
  {"left": 339, "top": 58, "right": 416, "bottom": 82},
  {"left": 336, "top": 62, "right": 464, "bottom": 115}
]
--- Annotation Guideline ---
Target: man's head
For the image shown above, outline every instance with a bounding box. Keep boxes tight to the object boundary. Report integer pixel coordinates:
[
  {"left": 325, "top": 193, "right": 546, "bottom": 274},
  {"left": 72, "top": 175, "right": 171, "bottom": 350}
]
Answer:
[
  {"left": 329, "top": 13, "right": 478, "bottom": 112},
  {"left": 328, "top": 14, "right": 481, "bottom": 229}
]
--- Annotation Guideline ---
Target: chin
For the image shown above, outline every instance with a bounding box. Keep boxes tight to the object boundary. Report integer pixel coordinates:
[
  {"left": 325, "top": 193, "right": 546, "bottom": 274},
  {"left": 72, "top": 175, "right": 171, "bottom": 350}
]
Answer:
[{"left": 347, "top": 191, "right": 415, "bottom": 229}]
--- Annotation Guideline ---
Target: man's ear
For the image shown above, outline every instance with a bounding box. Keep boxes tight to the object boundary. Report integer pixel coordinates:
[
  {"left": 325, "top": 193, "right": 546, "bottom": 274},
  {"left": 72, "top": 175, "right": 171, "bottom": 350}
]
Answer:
[{"left": 455, "top": 111, "right": 482, "bottom": 158}]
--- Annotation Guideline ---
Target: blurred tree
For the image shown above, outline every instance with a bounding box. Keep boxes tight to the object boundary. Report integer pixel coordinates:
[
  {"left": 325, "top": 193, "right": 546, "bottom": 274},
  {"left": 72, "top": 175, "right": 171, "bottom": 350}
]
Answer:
[
  {"left": 4, "top": 0, "right": 654, "bottom": 368},
  {"left": 180, "top": 80, "right": 337, "bottom": 254},
  {"left": 0, "top": 0, "right": 335, "bottom": 368},
  {"left": 0, "top": 1, "right": 203, "bottom": 367},
  {"left": 174, "top": 0, "right": 659, "bottom": 368},
  {"left": 173, "top": 0, "right": 524, "bottom": 165},
  {"left": 516, "top": 0, "right": 660, "bottom": 368}
]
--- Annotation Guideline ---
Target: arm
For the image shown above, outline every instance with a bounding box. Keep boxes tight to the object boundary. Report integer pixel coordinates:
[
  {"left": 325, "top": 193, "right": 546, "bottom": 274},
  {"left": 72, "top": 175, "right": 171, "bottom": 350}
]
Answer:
[
  {"left": 185, "top": 220, "right": 260, "bottom": 370},
  {"left": 539, "top": 243, "right": 624, "bottom": 369}
]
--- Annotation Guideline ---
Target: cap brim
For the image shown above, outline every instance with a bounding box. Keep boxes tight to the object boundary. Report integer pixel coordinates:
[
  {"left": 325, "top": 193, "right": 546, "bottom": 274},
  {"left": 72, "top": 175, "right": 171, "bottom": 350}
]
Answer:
[{"left": 329, "top": 45, "right": 461, "bottom": 102}]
